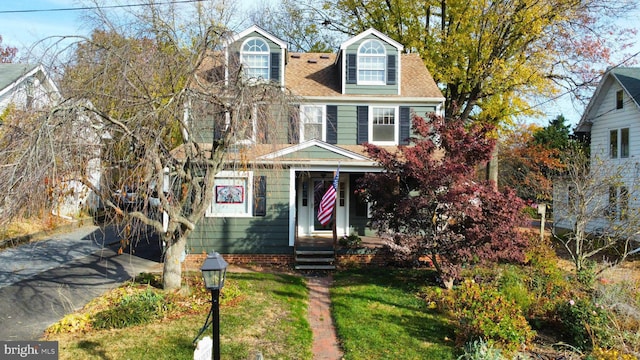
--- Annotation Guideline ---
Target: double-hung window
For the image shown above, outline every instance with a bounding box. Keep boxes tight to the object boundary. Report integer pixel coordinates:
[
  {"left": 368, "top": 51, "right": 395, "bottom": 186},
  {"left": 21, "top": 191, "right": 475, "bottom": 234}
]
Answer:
[
  {"left": 357, "top": 39, "right": 386, "bottom": 84},
  {"left": 241, "top": 38, "right": 269, "bottom": 80},
  {"left": 607, "top": 185, "right": 629, "bottom": 220},
  {"left": 609, "top": 128, "right": 629, "bottom": 159},
  {"left": 300, "top": 105, "right": 325, "bottom": 141},
  {"left": 370, "top": 106, "right": 397, "bottom": 144}
]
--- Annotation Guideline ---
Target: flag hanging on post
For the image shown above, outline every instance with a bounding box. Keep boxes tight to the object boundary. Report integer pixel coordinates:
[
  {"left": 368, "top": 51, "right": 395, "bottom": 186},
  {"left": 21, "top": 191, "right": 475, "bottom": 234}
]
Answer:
[{"left": 317, "top": 168, "right": 339, "bottom": 226}]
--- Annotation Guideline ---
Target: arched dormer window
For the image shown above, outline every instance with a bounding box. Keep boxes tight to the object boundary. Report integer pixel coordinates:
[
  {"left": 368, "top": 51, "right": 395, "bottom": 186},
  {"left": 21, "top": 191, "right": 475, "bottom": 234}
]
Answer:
[
  {"left": 241, "top": 38, "right": 269, "bottom": 80},
  {"left": 357, "top": 39, "right": 386, "bottom": 84}
]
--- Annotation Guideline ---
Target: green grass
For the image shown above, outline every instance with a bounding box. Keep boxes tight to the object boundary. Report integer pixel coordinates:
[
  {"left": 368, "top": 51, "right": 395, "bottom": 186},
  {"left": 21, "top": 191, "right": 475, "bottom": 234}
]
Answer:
[
  {"left": 45, "top": 272, "right": 313, "bottom": 360},
  {"left": 331, "top": 268, "right": 457, "bottom": 360}
]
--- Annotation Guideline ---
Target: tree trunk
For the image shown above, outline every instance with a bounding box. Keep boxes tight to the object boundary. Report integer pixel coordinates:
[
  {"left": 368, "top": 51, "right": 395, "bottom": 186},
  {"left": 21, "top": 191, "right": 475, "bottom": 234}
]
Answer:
[
  {"left": 163, "top": 233, "right": 186, "bottom": 290},
  {"left": 486, "top": 147, "right": 498, "bottom": 190}
]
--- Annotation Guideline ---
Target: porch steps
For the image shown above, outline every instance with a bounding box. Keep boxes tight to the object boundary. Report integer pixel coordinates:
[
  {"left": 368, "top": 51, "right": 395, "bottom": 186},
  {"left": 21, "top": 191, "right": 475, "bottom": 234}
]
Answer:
[{"left": 294, "top": 248, "right": 336, "bottom": 271}]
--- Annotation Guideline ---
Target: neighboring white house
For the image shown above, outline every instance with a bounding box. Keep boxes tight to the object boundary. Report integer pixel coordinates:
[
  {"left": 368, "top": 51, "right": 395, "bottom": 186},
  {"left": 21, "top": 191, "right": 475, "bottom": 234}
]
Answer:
[
  {"left": 553, "top": 67, "right": 640, "bottom": 235},
  {"left": 0, "top": 63, "right": 103, "bottom": 218},
  {"left": 0, "top": 63, "right": 60, "bottom": 112}
]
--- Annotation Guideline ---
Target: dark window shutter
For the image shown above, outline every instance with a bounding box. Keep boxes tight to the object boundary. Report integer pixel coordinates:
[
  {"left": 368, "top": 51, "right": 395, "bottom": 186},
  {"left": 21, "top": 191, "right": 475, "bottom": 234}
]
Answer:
[
  {"left": 213, "top": 108, "right": 227, "bottom": 142},
  {"left": 257, "top": 104, "right": 269, "bottom": 144},
  {"left": 326, "top": 105, "right": 338, "bottom": 144},
  {"left": 229, "top": 51, "right": 241, "bottom": 83},
  {"left": 253, "top": 175, "right": 267, "bottom": 216},
  {"left": 346, "top": 53, "right": 357, "bottom": 84},
  {"left": 399, "top": 107, "right": 411, "bottom": 145},
  {"left": 387, "top": 54, "right": 397, "bottom": 85},
  {"left": 288, "top": 106, "right": 300, "bottom": 144},
  {"left": 270, "top": 52, "right": 280, "bottom": 83},
  {"left": 357, "top": 106, "right": 368, "bottom": 144}
]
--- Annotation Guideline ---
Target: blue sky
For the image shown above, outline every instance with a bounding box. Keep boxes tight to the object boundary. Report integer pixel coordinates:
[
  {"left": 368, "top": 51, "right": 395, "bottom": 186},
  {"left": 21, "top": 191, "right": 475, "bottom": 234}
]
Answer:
[
  {"left": 0, "top": 1, "right": 85, "bottom": 51},
  {"left": 0, "top": 1, "right": 638, "bottom": 127}
]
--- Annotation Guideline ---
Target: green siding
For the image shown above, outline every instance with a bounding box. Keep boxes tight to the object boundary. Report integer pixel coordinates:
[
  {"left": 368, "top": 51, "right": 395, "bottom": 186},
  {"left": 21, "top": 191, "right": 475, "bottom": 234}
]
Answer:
[
  {"left": 187, "top": 168, "right": 292, "bottom": 254},
  {"left": 336, "top": 105, "right": 358, "bottom": 145},
  {"left": 410, "top": 106, "right": 437, "bottom": 118},
  {"left": 281, "top": 145, "right": 353, "bottom": 160},
  {"left": 334, "top": 104, "right": 438, "bottom": 146},
  {"left": 344, "top": 34, "right": 400, "bottom": 95}
]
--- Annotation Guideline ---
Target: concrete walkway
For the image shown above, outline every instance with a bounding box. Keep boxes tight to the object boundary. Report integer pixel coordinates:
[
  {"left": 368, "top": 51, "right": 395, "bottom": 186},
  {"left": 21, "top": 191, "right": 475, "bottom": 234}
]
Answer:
[{"left": 307, "top": 275, "right": 344, "bottom": 360}]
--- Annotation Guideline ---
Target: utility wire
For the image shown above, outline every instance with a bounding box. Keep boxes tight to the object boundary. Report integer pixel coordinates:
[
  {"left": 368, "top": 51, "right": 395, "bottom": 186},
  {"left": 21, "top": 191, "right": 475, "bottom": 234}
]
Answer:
[
  {"left": 0, "top": 0, "right": 206, "bottom": 14},
  {"left": 515, "top": 49, "right": 640, "bottom": 116}
]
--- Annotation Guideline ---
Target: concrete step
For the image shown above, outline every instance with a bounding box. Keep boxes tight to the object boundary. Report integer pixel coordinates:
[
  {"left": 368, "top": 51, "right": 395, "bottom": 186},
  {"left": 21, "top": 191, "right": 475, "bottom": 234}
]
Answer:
[
  {"left": 295, "top": 257, "right": 335, "bottom": 263},
  {"left": 295, "top": 250, "right": 334, "bottom": 256},
  {"left": 294, "top": 264, "right": 336, "bottom": 270}
]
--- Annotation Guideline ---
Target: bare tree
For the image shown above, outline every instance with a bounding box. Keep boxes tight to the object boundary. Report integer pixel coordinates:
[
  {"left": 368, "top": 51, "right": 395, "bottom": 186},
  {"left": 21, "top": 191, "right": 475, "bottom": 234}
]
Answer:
[
  {"left": 0, "top": 1, "right": 294, "bottom": 290},
  {"left": 553, "top": 146, "right": 640, "bottom": 282}
]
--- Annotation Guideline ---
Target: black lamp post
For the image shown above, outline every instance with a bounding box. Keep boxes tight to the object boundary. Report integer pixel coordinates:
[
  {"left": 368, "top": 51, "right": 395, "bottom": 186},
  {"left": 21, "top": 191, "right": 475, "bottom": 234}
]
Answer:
[{"left": 201, "top": 252, "right": 228, "bottom": 360}]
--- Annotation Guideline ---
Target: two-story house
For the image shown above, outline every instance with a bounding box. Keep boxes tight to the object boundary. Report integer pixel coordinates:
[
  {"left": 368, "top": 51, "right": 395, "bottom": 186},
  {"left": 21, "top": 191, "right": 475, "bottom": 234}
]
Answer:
[
  {"left": 553, "top": 67, "right": 640, "bottom": 233},
  {"left": 185, "top": 26, "right": 444, "bottom": 263}
]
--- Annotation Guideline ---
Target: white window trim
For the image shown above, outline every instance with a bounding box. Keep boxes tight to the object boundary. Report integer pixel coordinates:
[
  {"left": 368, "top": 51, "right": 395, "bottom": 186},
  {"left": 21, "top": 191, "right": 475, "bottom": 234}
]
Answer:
[
  {"left": 609, "top": 127, "right": 630, "bottom": 159},
  {"left": 240, "top": 37, "right": 270, "bottom": 81},
  {"left": 369, "top": 106, "right": 398, "bottom": 145},
  {"left": 357, "top": 39, "right": 386, "bottom": 85},
  {"left": 206, "top": 171, "right": 254, "bottom": 218},
  {"left": 300, "top": 104, "right": 326, "bottom": 142}
]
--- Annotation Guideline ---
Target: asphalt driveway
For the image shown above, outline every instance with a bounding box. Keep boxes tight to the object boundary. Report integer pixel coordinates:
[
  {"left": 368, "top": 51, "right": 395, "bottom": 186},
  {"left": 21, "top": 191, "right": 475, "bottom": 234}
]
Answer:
[{"left": 0, "top": 225, "right": 162, "bottom": 340}]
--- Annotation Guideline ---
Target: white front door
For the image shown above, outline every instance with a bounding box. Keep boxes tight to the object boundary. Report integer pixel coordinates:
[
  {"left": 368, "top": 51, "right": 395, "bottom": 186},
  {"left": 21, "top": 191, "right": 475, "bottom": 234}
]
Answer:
[{"left": 296, "top": 174, "right": 349, "bottom": 237}]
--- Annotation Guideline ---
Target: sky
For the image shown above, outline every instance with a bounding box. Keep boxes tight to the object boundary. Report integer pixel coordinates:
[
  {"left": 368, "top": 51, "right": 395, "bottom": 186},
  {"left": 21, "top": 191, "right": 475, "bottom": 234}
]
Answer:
[{"left": 0, "top": 0, "right": 638, "bottom": 128}]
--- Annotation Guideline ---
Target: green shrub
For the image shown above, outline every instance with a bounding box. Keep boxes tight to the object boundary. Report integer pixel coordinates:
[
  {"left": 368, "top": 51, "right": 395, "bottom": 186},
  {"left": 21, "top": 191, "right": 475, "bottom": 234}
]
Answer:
[
  {"left": 496, "top": 266, "right": 533, "bottom": 315},
  {"left": 92, "top": 288, "right": 168, "bottom": 330},
  {"left": 220, "top": 278, "right": 243, "bottom": 306},
  {"left": 457, "top": 338, "right": 505, "bottom": 360},
  {"left": 338, "top": 233, "right": 362, "bottom": 248},
  {"left": 577, "top": 260, "right": 597, "bottom": 288},
  {"left": 557, "top": 297, "right": 613, "bottom": 350},
  {"left": 452, "top": 280, "right": 535, "bottom": 354},
  {"left": 521, "top": 206, "right": 539, "bottom": 219}
]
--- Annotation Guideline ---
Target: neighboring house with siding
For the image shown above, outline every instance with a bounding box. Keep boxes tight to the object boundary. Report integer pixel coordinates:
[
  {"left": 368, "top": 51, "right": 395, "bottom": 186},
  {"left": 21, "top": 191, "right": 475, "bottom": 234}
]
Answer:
[
  {"left": 0, "top": 63, "right": 102, "bottom": 218},
  {"left": 553, "top": 67, "right": 640, "bottom": 234},
  {"left": 185, "top": 26, "right": 444, "bottom": 261},
  {"left": 0, "top": 63, "right": 60, "bottom": 114}
]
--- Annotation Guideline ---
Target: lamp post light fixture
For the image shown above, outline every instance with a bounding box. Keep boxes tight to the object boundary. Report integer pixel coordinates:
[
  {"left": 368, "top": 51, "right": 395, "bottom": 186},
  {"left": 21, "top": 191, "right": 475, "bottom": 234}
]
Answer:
[{"left": 201, "top": 251, "right": 228, "bottom": 360}]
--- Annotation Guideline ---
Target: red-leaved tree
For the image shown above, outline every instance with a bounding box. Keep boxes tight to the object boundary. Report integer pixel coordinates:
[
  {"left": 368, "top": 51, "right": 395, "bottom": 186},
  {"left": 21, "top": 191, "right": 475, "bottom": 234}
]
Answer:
[
  {"left": 0, "top": 36, "right": 17, "bottom": 63},
  {"left": 359, "top": 114, "right": 528, "bottom": 288}
]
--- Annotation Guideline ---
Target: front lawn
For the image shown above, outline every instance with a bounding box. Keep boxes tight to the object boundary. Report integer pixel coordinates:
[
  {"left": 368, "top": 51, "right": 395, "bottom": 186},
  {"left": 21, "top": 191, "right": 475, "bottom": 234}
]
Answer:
[
  {"left": 44, "top": 271, "right": 313, "bottom": 360},
  {"left": 331, "top": 268, "right": 457, "bottom": 360}
]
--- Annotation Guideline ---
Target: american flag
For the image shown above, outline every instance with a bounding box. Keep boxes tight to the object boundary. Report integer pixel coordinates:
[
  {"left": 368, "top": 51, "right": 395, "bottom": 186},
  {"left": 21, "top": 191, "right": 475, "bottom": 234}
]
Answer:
[{"left": 317, "top": 169, "right": 339, "bottom": 226}]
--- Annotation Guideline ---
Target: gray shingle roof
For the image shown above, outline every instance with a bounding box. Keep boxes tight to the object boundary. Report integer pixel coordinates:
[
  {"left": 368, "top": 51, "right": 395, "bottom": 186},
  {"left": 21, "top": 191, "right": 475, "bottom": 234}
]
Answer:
[
  {"left": 0, "top": 63, "right": 38, "bottom": 92},
  {"left": 611, "top": 67, "right": 640, "bottom": 107}
]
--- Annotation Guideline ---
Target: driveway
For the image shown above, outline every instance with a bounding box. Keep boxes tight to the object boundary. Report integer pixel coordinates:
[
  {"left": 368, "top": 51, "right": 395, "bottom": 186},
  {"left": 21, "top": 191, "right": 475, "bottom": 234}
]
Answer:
[{"left": 0, "top": 225, "right": 162, "bottom": 340}]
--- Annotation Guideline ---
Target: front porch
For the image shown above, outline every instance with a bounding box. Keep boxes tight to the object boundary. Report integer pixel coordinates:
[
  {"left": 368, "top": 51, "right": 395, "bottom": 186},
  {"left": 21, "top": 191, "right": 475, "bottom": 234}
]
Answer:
[
  {"left": 293, "top": 233, "right": 387, "bottom": 270},
  {"left": 295, "top": 233, "right": 387, "bottom": 249}
]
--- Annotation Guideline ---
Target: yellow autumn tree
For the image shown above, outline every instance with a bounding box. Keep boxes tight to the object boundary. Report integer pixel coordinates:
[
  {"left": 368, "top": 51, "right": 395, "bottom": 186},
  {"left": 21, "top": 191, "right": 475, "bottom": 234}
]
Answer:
[{"left": 322, "top": 0, "right": 637, "bottom": 123}]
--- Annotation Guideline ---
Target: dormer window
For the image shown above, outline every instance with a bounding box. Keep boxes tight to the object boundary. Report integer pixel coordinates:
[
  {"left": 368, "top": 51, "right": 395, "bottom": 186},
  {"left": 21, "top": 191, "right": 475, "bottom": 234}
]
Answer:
[
  {"left": 241, "top": 38, "right": 269, "bottom": 80},
  {"left": 357, "top": 39, "right": 386, "bottom": 84}
]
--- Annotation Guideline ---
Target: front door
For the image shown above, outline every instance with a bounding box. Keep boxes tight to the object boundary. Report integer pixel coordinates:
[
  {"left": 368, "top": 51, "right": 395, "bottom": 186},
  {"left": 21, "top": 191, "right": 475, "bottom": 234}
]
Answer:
[{"left": 312, "top": 178, "right": 334, "bottom": 232}]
